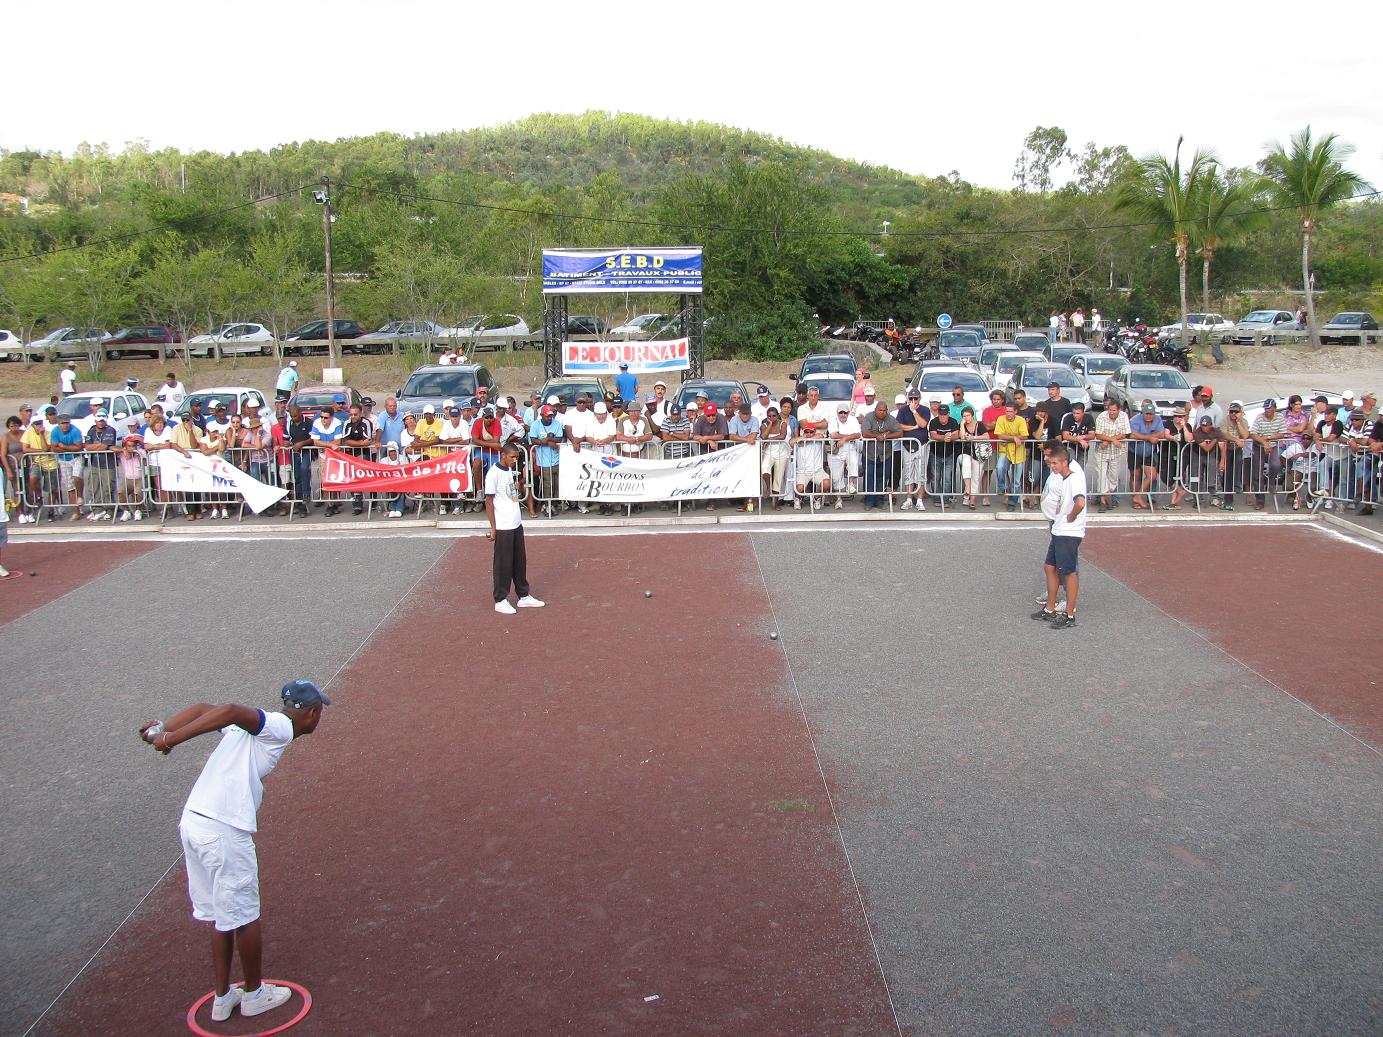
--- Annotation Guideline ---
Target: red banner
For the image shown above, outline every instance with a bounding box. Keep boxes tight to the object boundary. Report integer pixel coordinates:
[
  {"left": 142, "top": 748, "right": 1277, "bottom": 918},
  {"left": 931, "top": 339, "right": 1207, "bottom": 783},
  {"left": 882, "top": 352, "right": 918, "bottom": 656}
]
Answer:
[{"left": 321, "top": 448, "right": 471, "bottom": 493}]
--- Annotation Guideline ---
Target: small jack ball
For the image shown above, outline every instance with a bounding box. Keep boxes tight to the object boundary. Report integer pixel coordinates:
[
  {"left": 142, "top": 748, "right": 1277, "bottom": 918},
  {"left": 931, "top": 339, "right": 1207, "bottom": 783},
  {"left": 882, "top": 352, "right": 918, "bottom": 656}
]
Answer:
[
  {"left": 769, "top": 631, "right": 779, "bottom": 640},
  {"left": 30, "top": 571, "right": 37, "bottom": 577},
  {"left": 644, "top": 590, "right": 653, "bottom": 598}
]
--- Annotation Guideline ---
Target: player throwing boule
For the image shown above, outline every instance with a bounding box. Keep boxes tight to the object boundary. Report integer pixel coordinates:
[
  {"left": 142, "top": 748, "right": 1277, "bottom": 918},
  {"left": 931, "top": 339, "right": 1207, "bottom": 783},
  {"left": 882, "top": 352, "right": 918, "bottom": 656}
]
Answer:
[{"left": 139, "top": 680, "right": 329, "bottom": 1022}]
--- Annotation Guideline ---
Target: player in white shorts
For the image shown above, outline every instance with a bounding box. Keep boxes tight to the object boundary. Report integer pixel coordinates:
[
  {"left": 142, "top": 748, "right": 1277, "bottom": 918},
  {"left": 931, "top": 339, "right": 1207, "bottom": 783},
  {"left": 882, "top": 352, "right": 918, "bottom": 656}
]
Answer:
[{"left": 140, "top": 680, "right": 329, "bottom": 1022}]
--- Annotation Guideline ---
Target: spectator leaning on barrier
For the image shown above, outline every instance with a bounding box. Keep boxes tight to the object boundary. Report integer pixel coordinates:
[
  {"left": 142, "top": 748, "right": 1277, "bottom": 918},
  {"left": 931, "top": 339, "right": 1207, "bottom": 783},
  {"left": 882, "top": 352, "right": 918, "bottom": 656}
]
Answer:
[
  {"left": 1249, "top": 398, "right": 1287, "bottom": 510},
  {"left": 726, "top": 403, "right": 760, "bottom": 512},
  {"left": 83, "top": 410, "right": 118, "bottom": 520},
  {"left": 792, "top": 421, "right": 829, "bottom": 509},
  {"left": 528, "top": 404, "right": 564, "bottom": 518},
  {"left": 1315, "top": 406, "right": 1349, "bottom": 509},
  {"left": 1091, "top": 400, "right": 1129, "bottom": 512},
  {"left": 1059, "top": 402, "right": 1095, "bottom": 468},
  {"left": 992, "top": 400, "right": 1028, "bottom": 511},
  {"left": 1127, "top": 401, "right": 1162, "bottom": 510},
  {"left": 50, "top": 414, "right": 85, "bottom": 521},
  {"left": 564, "top": 395, "right": 595, "bottom": 452},
  {"left": 798, "top": 384, "right": 831, "bottom": 432},
  {"left": 956, "top": 407, "right": 988, "bottom": 509},
  {"left": 1162, "top": 407, "right": 1194, "bottom": 511},
  {"left": 285, "top": 405, "right": 315, "bottom": 510},
  {"left": 759, "top": 406, "right": 790, "bottom": 507},
  {"left": 927, "top": 400, "right": 961, "bottom": 503},
  {"left": 1011, "top": 389, "right": 1041, "bottom": 505},
  {"left": 171, "top": 412, "right": 207, "bottom": 521},
  {"left": 1190, "top": 416, "right": 1227, "bottom": 507},
  {"left": 659, "top": 402, "right": 692, "bottom": 466},
  {"left": 896, "top": 389, "right": 930, "bottom": 512},
  {"left": 1343, "top": 409, "right": 1376, "bottom": 515},
  {"left": 309, "top": 405, "right": 344, "bottom": 517},
  {"left": 21, "top": 416, "right": 56, "bottom": 522},
  {"left": 339, "top": 405, "right": 373, "bottom": 516},
  {"left": 1218, "top": 401, "right": 1251, "bottom": 512},
  {"left": 828, "top": 402, "right": 863, "bottom": 508},
  {"left": 860, "top": 399, "right": 902, "bottom": 511}
]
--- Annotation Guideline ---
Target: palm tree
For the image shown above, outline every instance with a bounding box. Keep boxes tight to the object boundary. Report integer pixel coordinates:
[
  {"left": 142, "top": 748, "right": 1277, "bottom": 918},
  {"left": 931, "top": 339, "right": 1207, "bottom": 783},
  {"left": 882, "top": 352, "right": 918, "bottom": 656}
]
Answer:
[
  {"left": 1190, "top": 171, "right": 1264, "bottom": 314},
  {"left": 1115, "top": 137, "right": 1218, "bottom": 348},
  {"left": 1260, "top": 127, "right": 1373, "bottom": 347}
]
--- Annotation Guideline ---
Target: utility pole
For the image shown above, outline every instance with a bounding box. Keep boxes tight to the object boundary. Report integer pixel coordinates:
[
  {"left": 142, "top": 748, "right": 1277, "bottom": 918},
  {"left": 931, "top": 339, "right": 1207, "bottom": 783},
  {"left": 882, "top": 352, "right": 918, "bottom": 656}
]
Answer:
[{"left": 320, "top": 176, "right": 337, "bottom": 367}]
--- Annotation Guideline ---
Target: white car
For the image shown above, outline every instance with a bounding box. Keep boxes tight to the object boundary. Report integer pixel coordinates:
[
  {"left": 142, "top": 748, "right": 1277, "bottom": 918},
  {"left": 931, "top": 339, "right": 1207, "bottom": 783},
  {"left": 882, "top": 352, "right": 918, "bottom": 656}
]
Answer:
[
  {"left": 610, "top": 313, "right": 666, "bottom": 340},
  {"left": 909, "top": 365, "right": 993, "bottom": 417},
  {"left": 445, "top": 314, "right": 531, "bottom": 346},
  {"left": 29, "top": 327, "right": 110, "bottom": 360},
  {"left": 54, "top": 390, "right": 152, "bottom": 437},
  {"left": 1158, "top": 313, "right": 1235, "bottom": 344},
  {"left": 174, "top": 386, "right": 272, "bottom": 421},
  {"left": 0, "top": 328, "right": 21, "bottom": 361},
  {"left": 987, "top": 351, "right": 1045, "bottom": 391},
  {"left": 185, "top": 322, "right": 275, "bottom": 358}
]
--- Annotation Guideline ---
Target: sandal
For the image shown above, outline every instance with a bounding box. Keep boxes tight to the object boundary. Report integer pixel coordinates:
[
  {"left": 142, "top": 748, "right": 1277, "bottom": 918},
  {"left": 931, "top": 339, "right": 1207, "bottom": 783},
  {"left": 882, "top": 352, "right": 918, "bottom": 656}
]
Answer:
[{"left": 1161, "top": 504, "right": 1181, "bottom": 511}]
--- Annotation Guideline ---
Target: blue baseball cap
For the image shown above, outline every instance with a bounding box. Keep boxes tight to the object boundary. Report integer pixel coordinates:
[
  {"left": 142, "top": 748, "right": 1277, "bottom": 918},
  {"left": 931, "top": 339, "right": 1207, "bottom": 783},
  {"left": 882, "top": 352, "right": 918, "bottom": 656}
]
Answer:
[
  {"left": 334, "top": 394, "right": 346, "bottom": 403},
  {"left": 1263, "top": 398, "right": 1277, "bottom": 409},
  {"left": 281, "top": 679, "right": 331, "bottom": 708}
]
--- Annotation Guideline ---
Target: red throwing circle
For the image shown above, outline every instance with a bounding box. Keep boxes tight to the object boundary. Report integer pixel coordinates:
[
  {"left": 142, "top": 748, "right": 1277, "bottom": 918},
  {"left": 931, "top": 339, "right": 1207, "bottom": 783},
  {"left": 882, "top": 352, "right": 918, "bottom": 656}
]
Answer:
[{"left": 185, "top": 979, "right": 312, "bottom": 1036}]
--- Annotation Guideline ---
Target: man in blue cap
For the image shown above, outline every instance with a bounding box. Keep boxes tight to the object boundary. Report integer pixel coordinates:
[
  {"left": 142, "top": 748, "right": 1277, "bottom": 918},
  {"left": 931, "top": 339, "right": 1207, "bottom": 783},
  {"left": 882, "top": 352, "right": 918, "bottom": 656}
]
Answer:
[
  {"left": 139, "top": 680, "right": 330, "bottom": 1023},
  {"left": 614, "top": 362, "right": 637, "bottom": 406}
]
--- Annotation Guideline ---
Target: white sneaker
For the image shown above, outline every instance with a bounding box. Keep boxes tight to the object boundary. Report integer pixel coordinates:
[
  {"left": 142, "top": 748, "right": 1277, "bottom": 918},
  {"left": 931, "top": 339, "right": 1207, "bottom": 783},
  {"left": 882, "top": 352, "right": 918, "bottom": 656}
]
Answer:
[
  {"left": 221, "top": 508, "right": 230, "bottom": 519},
  {"left": 916, "top": 499, "right": 926, "bottom": 511},
  {"left": 834, "top": 499, "right": 844, "bottom": 510},
  {"left": 211, "top": 986, "right": 242, "bottom": 1022},
  {"left": 133, "top": 509, "right": 143, "bottom": 521},
  {"left": 516, "top": 595, "right": 545, "bottom": 608},
  {"left": 578, "top": 505, "right": 589, "bottom": 514},
  {"left": 792, "top": 499, "right": 801, "bottom": 510},
  {"left": 495, "top": 600, "right": 517, "bottom": 614},
  {"left": 1324, "top": 500, "right": 1334, "bottom": 510},
  {"left": 119, "top": 510, "right": 131, "bottom": 522},
  {"left": 239, "top": 982, "right": 292, "bottom": 1017},
  {"left": 847, "top": 480, "right": 857, "bottom": 494},
  {"left": 900, "top": 498, "right": 913, "bottom": 511},
  {"left": 17, "top": 514, "right": 29, "bottom": 524},
  {"left": 388, "top": 510, "right": 402, "bottom": 518},
  {"left": 438, "top": 505, "right": 450, "bottom": 515}
]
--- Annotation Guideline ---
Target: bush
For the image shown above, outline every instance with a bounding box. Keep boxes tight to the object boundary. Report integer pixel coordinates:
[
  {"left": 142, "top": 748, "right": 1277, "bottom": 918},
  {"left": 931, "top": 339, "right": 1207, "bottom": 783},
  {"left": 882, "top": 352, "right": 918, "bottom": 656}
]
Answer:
[{"left": 709, "top": 302, "right": 818, "bottom": 362}]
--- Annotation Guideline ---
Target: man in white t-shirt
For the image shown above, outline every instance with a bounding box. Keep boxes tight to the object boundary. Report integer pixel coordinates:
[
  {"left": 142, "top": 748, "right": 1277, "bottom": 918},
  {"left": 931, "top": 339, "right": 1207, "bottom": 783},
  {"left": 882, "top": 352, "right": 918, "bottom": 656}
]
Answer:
[
  {"left": 1032, "top": 444, "right": 1087, "bottom": 628},
  {"left": 155, "top": 372, "right": 187, "bottom": 410},
  {"left": 751, "top": 385, "right": 775, "bottom": 422},
  {"left": 798, "top": 385, "right": 832, "bottom": 431},
  {"left": 139, "top": 679, "right": 329, "bottom": 1023},
  {"left": 827, "top": 403, "right": 863, "bottom": 504},
  {"left": 59, "top": 361, "right": 78, "bottom": 397},
  {"left": 486, "top": 443, "right": 544, "bottom": 614}
]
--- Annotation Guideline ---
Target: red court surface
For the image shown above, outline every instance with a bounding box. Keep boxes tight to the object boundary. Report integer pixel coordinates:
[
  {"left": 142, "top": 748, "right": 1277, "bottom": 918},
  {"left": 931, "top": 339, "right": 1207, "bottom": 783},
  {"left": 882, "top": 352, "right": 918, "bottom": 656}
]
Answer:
[
  {"left": 0, "top": 539, "right": 158, "bottom": 626},
  {"left": 38, "top": 534, "right": 897, "bottom": 1036},
  {"left": 1084, "top": 525, "right": 1383, "bottom": 747}
]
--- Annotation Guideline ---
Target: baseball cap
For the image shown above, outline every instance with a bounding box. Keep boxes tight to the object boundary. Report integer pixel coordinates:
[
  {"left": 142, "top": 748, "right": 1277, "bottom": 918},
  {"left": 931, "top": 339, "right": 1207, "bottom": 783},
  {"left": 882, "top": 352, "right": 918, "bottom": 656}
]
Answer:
[
  {"left": 281, "top": 679, "right": 331, "bottom": 708},
  {"left": 30, "top": 416, "right": 43, "bottom": 425},
  {"left": 704, "top": 403, "right": 717, "bottom": 417},
  {"left": 756, "top": 386, "right": 770, "bottom": 396},
  {"left": 907, "top": 388, "right": 921, "bottom": 399},
  {"left": 289, "top": 360, "right": 298, "bottom": 367},
  {"left": 44, "top": 405, "right": 56, "bottom": 414},
  {"left": 361, "top": 397, "right": 375, "bottom": 407},
  {"left": 545, "top": 395, "right": 559, "bottom": 405},
  {"left": 1263, "top": 397, "right": 1277, "bottom": 408},
  {"left": 1350, "top": 408, "right": 1365, "bottom": 418},
  {"left": 19, "top": 403, "right": 32, "bottom": 411},
  {"left": 836, "top": 403, "right": 850, "bottom": 413},
  {"left": 422, "top": 403, "right": 436, "bottom": 414},
  {"left": 1200, "top": 386, "right": 1214, "bottom": 397},
  {"left": 540, "top": 405, "right": 554, "bottom": 418},
  {"left": 1198, "top": 416, "right": 1213, "bottom": 426},
  {"left": 1313, "top": 394, "right": 1328, "bottom": 404},
  {"left": 1141, "top": 402, "right": 1156, "bottom": 413},
  {"left": 894, "top": 393, "right": 907, "bottom": 405},
  {"left": 1047, "top": 380, "right": 1060, "bottom": 388},
  {"left": 94, "top": 409, "right": 108, "bottom": 418},
  {"left": 685, "top": 400, "right": 699, "bottom": 410},
  {"left": 695, "top": 390, "right": 708, "bottom": 399},
  {"left": 1342, "top": 388, "right": 1355, "bottom": 398},
  {"left": 122, "top": 435, "right": 141, "bottom": 445},
  {"left": 443, "top": 398, "right": 456, "bottom": 409},
  {"left": 334, "top": 394, "right": 346, "bottom": 403},
  {"left": 864, "top": 386, "right": 876, "bottom": 396},
  {"left": 669, "top": 402, "right": 682, "bottom": 414},
  {"left": 619, "top": 362, "right": 629, "bottom": 369},
  {"left": 594, "top": 402, "right": 607, "bottom": 414},
  {"left": 654, "top": 380, "right": 667, "bottom": 389},
  {"left": 645, "top": 394, "right": 657, "bottom": 403},
  {"left": 496, "top": 399, "right": 509, "bottom": 410}
]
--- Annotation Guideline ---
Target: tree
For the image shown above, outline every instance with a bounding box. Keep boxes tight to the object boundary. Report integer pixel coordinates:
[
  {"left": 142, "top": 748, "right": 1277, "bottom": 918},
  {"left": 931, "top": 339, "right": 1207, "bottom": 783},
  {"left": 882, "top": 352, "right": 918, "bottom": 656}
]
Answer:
[
  {"left": 1260, "top": 127, "right": 1373, "bottom": 346},
  {"left": 1013, "top": 127, "right": 1073, "bottom": 194},
  {"left": 0, "top": 252, "right": 68, "bottom": 368},
  {"left": 1190, "top": 171, "right": 1264, "bottom": 313},
  {"left": 54, "top": 247, "right": 140, "bottom": 370},
  {"left": 140, "top": 241, "right": 233, "bottom": 364},
  {"left": 1115, "top": 138, "right": 1217, "bottom": 347},
  {"left": 241, "top": 232, "right": 317, "bottom": 359}
]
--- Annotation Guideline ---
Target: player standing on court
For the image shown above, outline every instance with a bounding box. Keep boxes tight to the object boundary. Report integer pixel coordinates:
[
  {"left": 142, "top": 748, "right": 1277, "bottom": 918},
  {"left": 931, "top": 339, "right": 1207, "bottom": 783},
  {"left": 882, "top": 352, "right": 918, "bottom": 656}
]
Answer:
[
  {"left": 486, "top": 442, "right": 545, "bottom": 614},
  {"left": 139, "top": 680, "right": 329, "bottom": 1022},
  {"left": 1031, "top": 444, "right": 1087, "bottom": 629}
]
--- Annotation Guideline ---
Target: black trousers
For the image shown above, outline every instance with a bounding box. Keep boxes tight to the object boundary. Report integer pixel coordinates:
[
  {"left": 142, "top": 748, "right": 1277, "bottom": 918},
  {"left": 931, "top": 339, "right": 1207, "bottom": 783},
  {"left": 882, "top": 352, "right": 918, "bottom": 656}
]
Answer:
[{"left": 493, "top": 526, "right": 530, "bottom": 602}]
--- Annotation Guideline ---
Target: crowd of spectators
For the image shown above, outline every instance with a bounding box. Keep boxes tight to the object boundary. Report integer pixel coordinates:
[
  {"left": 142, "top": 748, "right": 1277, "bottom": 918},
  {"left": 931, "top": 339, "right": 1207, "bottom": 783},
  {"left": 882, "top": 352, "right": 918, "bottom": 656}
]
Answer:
[{"left": 5, "top": 377, "right": 1381, "bottom": 524}]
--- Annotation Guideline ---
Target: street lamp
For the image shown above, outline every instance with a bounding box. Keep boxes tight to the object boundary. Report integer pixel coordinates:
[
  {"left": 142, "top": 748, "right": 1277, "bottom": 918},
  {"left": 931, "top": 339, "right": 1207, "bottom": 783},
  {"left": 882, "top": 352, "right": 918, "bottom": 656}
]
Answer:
[{"left": 312, "top": 177, "right": 337, "bottom": 366}]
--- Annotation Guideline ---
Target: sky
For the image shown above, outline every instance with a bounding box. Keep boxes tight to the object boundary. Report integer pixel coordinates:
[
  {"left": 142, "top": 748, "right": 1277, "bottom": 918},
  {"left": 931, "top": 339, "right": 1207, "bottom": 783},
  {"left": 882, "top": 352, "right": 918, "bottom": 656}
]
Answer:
[{"left": 6, "top": 0, "right": 1381, "bottom": 193}]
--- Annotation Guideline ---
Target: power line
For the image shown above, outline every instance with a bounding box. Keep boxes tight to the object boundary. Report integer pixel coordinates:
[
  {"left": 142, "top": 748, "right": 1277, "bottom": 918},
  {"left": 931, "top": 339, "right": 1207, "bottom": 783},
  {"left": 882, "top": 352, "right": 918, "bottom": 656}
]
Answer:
[
  {"left": 340, "top": 180, "right": 1381, "bottom": 241},
  {"left": 0, "top": 183, "right": 317, "bottom": 266}
]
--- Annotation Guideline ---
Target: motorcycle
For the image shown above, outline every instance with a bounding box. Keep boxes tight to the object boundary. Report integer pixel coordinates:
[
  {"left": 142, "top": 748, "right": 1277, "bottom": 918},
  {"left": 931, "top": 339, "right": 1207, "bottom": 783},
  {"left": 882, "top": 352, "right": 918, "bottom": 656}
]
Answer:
[{"left": 1152, "top": 335, "right": 1193, "bottom": 372}]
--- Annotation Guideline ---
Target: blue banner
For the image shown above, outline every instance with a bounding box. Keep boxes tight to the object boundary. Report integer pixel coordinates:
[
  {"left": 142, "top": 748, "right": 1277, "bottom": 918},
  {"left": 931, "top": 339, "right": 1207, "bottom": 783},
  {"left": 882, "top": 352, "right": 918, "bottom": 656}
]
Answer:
[{"left": 542, "top": 247, "right": 703, "bottom": 294}]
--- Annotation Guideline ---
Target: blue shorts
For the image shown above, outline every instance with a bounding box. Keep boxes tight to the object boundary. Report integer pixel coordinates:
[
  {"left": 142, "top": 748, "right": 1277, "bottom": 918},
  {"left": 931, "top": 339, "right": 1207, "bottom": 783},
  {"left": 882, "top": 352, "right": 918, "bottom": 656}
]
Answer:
[{"left": 1045, "top": 534, "right": 1081, "bottom": 575}]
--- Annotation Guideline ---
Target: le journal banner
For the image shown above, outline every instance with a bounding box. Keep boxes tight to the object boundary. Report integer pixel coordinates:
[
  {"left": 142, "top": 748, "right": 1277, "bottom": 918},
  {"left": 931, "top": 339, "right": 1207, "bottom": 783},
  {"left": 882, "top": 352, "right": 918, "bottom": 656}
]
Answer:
[
  {"left": 562, "top": 338, "right": 690, "bottom": 375},
  {"left": 542, "top": 247, "right": 703, "bottom": 294}
]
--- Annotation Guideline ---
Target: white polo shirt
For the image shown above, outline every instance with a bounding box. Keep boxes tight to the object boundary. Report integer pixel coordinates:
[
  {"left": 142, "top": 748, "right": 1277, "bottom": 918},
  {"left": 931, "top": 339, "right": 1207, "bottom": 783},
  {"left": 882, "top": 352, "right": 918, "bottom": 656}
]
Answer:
[
  {"left": 1051, "top": 464, "right": 1089, "bottom": 538},
  {"left": 484, "top": 463, "right": 523, "bottom": 530},
  {"left": 183, "top": 710, "right": 295, "bottom": 833}
]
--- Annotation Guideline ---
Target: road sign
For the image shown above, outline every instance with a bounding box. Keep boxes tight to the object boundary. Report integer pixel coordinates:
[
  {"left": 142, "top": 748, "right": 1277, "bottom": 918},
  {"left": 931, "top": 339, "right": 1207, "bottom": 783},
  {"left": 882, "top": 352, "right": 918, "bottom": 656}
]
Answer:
[{"left": 937, "top": 314, "right": 953, "bottom": 329}]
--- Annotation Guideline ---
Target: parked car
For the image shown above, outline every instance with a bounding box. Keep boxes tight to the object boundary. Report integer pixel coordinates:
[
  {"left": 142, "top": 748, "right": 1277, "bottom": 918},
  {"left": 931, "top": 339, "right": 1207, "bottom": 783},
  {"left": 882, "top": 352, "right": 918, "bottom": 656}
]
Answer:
[
  {"left": 284, "top": 319, "right": 366, "bottom": 354},
  {"left": 1043, "top": 342, "right": 1094, "bottom": 366},
  {"left": 791, "top": 353, "right": 858, "bottom": 382},
  {"left": 352, "top": 321, "right": 448, "bottom": 354},
  {"left": 1229, "top": 310, "right": 1295, "bottom": 344},
  {"left": 185, "top": 322, "right": 274, "bottom": 358},
  {"left": 55, "top": 390, "right": 151, "bottom": 437},
  {"left": 103, "top": 325, "right": 181, "bottom": 360},
  {"left": 1319, "top": 312, "right": 1380, "bottom": 346},
  {"left": 977, "top": 343, "right": 1010, "bottom": 376},
  {"left": 562, "top": 315, "right": 608, "bottom": 341},
  {"left": 670, "top": 378, "right": 756, "bottom": 412},
  {"left": 1156, "top": 313, "right": 1235, "bottom": 343},
  {"left": 950, "top": 323, "right": 991, "bottom": 343},
  {"left": 30, "top": 327, "right": 110, "bottom": 360},
  {"left": 537, "top": 377, "right": 610, "bottom": 406},
  {"left": 1008, "top": 362, "right": 1092, "bottom": 410},
  {"left": 448, "top": 314, "right": 532, "bottom": 348},
  {"left": 936, "top": 330, "right": 984, "bottom": 366},
  {"left": 396, "top": 364, "right": 500, "bottom": 417},
  {"left": 987, "top": 351, "right": 1046, "bottom": 392},
  {"left": 1011, "top": 331, "right": 1052, "bottom": 353},
  {"left": 1102, "top": 364, "right": 1193, "bottom": 416},
  {"left": 284, "top": 384, "right": 364, "bottom": 424},
  {"left": 175, "top": 386, "right": 273, "bottom": 421},
  {"left": 610, "top": 314, "right": 667, "bottom": 340},
  {"left": 0, "top": 328, "right": 21, "bottom": 361},
  {"left": 795, "top": 373, "right": 856, "bottom": 412},
  {"left": 1068, "top": 352, "right": 1129, "bottom": 404},
  {"left": 908, "top": 365, "right": 993, "bottom": 416}
]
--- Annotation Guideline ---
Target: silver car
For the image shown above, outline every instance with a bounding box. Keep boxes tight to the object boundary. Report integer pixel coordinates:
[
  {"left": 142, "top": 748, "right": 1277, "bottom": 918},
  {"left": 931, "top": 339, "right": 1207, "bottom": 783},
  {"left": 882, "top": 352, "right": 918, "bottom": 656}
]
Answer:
[
  {"left": 1069, "top": 353, "right": 1128, "bottom": 404},
  {"left": 1229, "top": 310, "right": 1296, "bottom": 345},
  {"left": 1103, "top": 364, "right": 1193, "bottom": 416},
  {"left": 1008, "top": 362, "right": 1091, "bottom": 410}
]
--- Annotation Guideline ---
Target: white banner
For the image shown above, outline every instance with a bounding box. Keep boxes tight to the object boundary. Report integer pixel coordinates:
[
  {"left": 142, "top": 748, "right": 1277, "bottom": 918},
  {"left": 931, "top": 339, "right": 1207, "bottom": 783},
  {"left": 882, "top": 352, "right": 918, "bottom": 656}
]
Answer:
[
  {"left": 156, "top": 450, "right": 288, "bottom": 514},
  {"left": 562, "top": 338, "right": 690, "bottom": 375},
  {"left": 557, "top": 444, "right": 759, "bottom": 503}
]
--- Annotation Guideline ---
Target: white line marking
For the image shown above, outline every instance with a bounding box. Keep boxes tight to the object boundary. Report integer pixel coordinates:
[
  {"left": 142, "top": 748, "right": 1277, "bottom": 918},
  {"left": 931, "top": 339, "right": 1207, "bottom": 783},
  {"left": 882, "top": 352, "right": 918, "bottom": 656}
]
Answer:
[
  {"left": 18, "top": 544, "right": 452, "bottom": 1036},
  {"left": 746, "top": 536, "right": 905, "bottom": 1037}
]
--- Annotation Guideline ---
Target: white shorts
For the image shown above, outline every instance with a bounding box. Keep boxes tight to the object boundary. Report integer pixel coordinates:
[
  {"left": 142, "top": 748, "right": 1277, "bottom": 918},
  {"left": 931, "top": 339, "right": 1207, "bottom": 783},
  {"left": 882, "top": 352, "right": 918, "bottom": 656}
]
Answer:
[
  {"left": 180, "top": 810, "right": 261, "bottom": 931},
  {"left": 796, "top": 466, "right": 826, "bottom": 486}
]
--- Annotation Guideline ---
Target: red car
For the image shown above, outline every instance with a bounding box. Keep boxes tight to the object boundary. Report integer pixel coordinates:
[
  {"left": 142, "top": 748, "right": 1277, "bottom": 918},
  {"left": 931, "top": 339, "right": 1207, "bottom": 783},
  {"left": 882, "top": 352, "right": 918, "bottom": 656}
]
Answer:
[{"left": 104, "top": 325, "right": 181, "bottom": 360}]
